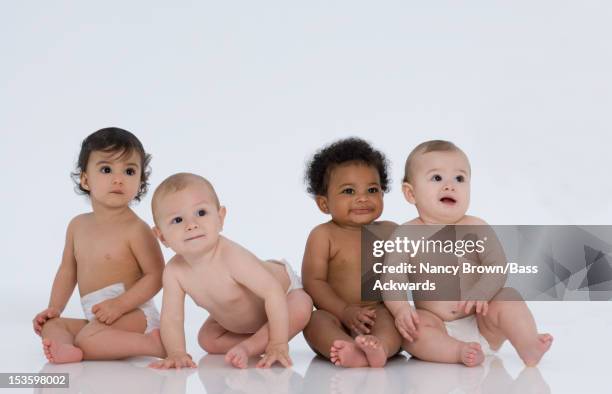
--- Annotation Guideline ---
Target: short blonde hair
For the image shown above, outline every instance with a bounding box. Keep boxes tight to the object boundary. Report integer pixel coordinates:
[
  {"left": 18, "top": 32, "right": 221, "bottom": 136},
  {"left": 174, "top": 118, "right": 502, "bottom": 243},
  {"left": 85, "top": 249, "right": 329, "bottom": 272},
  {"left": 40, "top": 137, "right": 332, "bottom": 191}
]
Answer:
[
  {"left": 403, "top": 140, "right": 468, "bottom": 183},
  {"left": 151, "top": 173, "right": 220, "bottom": 226}
]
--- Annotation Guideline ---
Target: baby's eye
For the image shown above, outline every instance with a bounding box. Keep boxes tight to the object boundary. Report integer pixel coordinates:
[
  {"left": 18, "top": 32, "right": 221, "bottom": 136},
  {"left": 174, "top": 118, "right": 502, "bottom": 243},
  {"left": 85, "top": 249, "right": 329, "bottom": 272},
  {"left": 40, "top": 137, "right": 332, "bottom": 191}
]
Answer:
[
  {"left": 368, "top": 187, "right": 380, "bottom": 194},
  {"left": 431, "top": 174, "right": 442, "bottom": 182},
  {"left": 341, "top": 188, "right": 355, "bottom": 195},
  {"left": 171, "top": 217, "right": 183, "bottom": 224},
  {"left": 100, "top": 166, "right": 112, "bottom": 174},
  {"left": 197, "top": 209, "right": 206, "bottom": 217},
  {"left": 455, "top": 175, "right": 465, "bottom": 183},
  {"left": 125, "top": 168, "right": 136, "bottom": 176}
]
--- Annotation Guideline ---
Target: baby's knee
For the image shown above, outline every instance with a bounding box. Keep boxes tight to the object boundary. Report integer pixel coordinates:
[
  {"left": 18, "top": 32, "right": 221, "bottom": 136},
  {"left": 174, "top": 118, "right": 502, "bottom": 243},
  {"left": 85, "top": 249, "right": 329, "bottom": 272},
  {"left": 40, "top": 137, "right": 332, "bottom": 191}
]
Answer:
[
  {"left": 198, "top": 333, "right": 224, "bottom": 354},
  {"left": 493, "top": 287, "right": 523, "bottom": 302},
  {"left": 289, "top": 290, "right": 314, "bottom": 326},
  {"left": 303, "top": 310, "right": 339, "bottom": 338}
]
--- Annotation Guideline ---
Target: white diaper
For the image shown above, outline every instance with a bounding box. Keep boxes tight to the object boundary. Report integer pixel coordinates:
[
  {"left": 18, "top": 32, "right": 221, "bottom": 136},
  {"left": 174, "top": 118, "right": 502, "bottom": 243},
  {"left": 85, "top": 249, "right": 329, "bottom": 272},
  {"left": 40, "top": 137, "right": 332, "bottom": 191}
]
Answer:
[
  {"left": 80, "top": 283, "right": 160, "bottom": 333},
  {"left": 444, "top": 315, "right": 495, "bottom": 355},
  {"left": 270, "top": 259, "right": 303, "bottom": 292}
]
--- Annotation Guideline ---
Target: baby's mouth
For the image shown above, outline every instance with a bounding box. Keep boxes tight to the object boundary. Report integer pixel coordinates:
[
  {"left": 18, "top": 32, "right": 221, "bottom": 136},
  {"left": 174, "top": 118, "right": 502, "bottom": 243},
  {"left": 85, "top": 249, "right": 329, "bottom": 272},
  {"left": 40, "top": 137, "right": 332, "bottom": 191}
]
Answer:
[
  {"left": 185, "top": 234, "right": 206, "bottom": 241},
  {"left": 440, "top": 197, "right": 457, "bottom": 205},
  {"left": 351, "top": 207, "right": 374, "bottom": 215}
]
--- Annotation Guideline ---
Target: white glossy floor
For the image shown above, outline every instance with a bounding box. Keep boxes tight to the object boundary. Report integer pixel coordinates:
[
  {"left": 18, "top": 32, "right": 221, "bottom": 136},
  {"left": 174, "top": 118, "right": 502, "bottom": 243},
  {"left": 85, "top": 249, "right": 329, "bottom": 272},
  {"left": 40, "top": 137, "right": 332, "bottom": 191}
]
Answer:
[{"left": 2, "top": 302, "right": 611, "bottom": 394}]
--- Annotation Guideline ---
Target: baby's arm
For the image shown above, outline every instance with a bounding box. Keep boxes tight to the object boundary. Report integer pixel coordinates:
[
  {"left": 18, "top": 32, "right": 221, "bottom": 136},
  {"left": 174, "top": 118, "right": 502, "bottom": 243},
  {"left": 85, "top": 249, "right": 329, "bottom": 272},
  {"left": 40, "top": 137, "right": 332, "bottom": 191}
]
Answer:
[
  {"left": 149, "top": 261, "right": 196, "bottom": 369},
  {"left": 457, "top": 218, "right": 507, "bottom": 313},
  {"left": 380, "top": 231, "right": 420, "bottom": 341},
  {"left": 228, "top": 250, "right": 291, "bottom": 368},
  {"left": 302, "top": 226, "right": 375, "bottom": 334},
  {"left": 92, "top": 221, "right": 164, "bottom": 324},
  {"left": 33, "top": 218, "right": 78, "bottom": 335}
]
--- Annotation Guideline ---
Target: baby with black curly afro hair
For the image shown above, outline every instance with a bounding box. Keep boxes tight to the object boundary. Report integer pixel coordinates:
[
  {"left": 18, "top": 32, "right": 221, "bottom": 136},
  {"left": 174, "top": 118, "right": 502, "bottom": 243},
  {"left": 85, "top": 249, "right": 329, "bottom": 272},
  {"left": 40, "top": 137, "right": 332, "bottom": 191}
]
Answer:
[{"left": 301, "top": 137, "right": 402, "bottom": 368}]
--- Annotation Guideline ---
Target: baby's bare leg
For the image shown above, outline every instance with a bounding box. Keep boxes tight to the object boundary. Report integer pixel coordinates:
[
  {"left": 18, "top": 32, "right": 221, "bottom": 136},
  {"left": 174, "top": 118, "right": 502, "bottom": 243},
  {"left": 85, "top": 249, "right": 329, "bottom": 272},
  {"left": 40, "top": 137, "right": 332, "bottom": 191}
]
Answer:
[
  {"left": 225, "top": 289, "right": 312, "bottom": 368},
  {"left": 478, "top": 288, "right": 553, "bottom": 366},
  {"left": 355, "top": 304, "right": 402, "bottom": 367},
  {"left": 198, "top": 317, "right": 250, "bottom": 354},
  {"left": 404, "top": 309, "right": 484, "bottom": 367},
  {"left": 74, "top": 309, "right": 166, "bottom": 360},
  {"left": 40, "top": 317, "right": 88, "bottom": 363},
  {"left": 304, "top": 310, "right": 369, "bottom": 368}
]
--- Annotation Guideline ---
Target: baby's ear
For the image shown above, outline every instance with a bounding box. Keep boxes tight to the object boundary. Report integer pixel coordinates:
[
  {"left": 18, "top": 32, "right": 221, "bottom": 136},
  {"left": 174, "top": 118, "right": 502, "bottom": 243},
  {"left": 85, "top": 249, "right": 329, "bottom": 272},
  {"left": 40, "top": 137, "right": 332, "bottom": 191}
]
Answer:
[
  {"left": 315, "top": 196, "right": 330, "bottom": 214},
  {"left": 80, "top": 173, "right": 90, "bottom": 191},
  {"left": 218, "top": 206, "right": 227, "bottom": 231},
  {"left": 152, "top": 226, "right": 168, "bottom": 247},
  {"left": 402, "top": 182, "right": 417, "bottom": 205}
]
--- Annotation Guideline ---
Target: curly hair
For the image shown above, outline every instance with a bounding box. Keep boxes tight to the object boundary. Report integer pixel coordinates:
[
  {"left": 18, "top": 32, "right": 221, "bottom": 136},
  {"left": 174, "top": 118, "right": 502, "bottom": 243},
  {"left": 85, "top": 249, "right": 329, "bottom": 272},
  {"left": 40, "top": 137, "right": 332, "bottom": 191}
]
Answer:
[
  {"left": 305, "top": 137, "right": 390, "bottom": 196},
  {"left": 71, "top": 127, "right": 152, "bottom": 202}
]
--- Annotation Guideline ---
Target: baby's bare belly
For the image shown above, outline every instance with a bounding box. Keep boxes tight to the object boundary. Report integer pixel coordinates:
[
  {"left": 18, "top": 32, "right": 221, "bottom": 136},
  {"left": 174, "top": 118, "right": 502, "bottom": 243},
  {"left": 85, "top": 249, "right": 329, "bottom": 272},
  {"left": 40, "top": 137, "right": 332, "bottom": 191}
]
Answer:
[
  {"left": 195, "top": 260, "right": 291, "bottom": 333},
  {"left": 415, "top": 300, "right": 469, "bottom": 322},
  {"left": 77, "top": 264, "right": 141, "bottom": 297}
]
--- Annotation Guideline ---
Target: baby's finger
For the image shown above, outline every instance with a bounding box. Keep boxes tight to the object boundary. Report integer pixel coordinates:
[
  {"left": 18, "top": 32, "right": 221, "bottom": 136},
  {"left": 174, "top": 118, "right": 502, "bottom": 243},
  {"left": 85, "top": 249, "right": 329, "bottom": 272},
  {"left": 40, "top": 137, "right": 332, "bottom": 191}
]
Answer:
[
  {"left": 482, "top": 303, "right": 488, "bottom": 316},
  {"left": 358, "top": 314, "right": 375, "bottom": 326},
  {"left": 280, "top": 355, "right": 292, "bottom": 368},
  {"left": 399, "top": 327, "right": 413, "bottom": 342},
  {"left": 362, "top": 308, "right": 377, "bottom": 318},
  {"left": 476, "top": 302, "right": 482, "bottom": 314},
  {"left": 403, "top": 316, "right": 416, "bottom": 332},
  {"left": 259, "top": 355, "right": 275, "bottom": 368}
]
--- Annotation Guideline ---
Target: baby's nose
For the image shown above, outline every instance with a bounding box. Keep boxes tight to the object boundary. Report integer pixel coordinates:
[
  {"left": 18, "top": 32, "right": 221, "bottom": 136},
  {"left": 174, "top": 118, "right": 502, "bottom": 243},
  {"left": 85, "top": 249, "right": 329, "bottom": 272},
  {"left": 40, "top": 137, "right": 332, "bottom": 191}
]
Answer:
[{"left": 186, "top": 222, "right": 199, "bottom": 231}]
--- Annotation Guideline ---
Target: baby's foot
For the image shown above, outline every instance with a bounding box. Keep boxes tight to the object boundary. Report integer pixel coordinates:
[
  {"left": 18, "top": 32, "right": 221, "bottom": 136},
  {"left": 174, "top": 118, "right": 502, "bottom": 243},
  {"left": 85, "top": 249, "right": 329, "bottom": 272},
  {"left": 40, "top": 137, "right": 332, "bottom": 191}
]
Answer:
[
  {"left": 459, "top": 342, "right": 484, "bottom": 367},
  {"left": 329, "top": 340, "right": 368, "bottom": 368},
  {"left": 42, "top": 338, "right": 83, "bottom": 364},
  {"left": 520, "top": 333, "right": 553, "bottom": 367},
  {"left": 146, "top": 329, "right": 167, "bottom": 358},
  {"left": 355, "top": 335, "right": 387, "bottom": 368},
  {"left": 225, "top": 344, "right": 250, "bottom": 369}
]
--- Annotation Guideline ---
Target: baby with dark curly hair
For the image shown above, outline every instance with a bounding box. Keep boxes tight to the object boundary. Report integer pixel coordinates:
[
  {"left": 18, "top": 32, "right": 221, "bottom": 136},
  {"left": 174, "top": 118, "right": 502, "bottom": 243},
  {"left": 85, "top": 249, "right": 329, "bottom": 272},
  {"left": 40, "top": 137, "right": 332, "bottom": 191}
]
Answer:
[
  {"left": 302, "top": 137, "right": 402, "bottom": 367},
  {"left": 33, "top": 127, "right": 166, "bottom": 363}
]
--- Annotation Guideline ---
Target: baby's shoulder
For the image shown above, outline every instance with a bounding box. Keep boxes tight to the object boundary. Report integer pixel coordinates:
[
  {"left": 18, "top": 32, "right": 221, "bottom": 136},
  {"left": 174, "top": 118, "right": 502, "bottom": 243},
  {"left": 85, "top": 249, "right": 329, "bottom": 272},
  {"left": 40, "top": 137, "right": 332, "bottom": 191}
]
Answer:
[
  {"left": 67, "top": 213, "right": 92, "bottom": 231},
  {"left": 308, "top": 222, "right": 334, "bottom": 243},
  {"left": 218, "top": 237, "right": 259, "bottom": 265},
  {"left": 164, "top": 254, "right": 189, "bottom": 275}
]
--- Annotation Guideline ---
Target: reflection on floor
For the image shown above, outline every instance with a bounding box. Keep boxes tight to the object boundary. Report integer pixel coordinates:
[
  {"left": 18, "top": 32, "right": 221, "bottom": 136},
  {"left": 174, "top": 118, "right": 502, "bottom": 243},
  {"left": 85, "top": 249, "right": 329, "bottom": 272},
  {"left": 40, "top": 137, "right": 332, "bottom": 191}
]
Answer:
[{"left": 34, "top": 352, "right": 551, "bottom": 394}]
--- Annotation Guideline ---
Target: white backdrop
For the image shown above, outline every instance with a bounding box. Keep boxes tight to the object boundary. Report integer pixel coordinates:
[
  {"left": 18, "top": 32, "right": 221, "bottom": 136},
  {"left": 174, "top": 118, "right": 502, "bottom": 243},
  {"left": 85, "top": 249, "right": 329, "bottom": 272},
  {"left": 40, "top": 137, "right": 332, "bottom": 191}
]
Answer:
[{"left": 1, "top": 1, "right": 611, "bottom": 331}]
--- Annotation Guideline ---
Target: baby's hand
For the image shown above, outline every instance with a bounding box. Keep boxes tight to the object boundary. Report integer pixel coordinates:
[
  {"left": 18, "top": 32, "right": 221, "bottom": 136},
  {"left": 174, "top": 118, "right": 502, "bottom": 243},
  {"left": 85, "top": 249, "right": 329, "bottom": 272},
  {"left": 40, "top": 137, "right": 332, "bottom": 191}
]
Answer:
[
  {"left": 32, "top": 307, "right": 60, "bottom": 336},
  {"left": 341, "top": 305, "right": 376, "bottom": 335},
  {"left": 92, "top": 298, "right": 125, "bottom": 325},
  {"left": 394, "top": 305, "right": 420, "bottom": 342},
  {"left": 257, "top": 342, "right": 292, "bottom": 368},
  {"left": 149, "top": 352, "right": 197, "bottom": 369},
  {"left": 456, "top": 300, "right": 488, "bottom": 315}
]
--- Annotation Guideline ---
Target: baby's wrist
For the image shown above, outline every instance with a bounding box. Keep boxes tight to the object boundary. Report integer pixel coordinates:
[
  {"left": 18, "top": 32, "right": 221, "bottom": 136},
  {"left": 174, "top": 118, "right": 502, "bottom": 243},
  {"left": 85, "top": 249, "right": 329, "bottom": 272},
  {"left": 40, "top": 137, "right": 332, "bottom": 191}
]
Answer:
[{"left": 167, "top": 350, "right": 190, "bottom": 358}]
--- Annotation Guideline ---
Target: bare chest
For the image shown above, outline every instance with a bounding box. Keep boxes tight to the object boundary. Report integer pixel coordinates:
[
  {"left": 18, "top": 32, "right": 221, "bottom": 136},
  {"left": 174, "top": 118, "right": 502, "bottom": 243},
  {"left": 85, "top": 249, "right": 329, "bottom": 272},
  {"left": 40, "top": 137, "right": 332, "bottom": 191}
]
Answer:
[{"left": 73, "top": 224, "right": 141, "bottom": 293}]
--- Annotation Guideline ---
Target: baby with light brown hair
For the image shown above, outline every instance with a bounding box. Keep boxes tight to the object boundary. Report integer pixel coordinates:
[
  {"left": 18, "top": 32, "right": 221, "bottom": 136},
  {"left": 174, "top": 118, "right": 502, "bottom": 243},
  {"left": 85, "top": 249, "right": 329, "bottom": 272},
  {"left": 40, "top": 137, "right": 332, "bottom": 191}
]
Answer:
[
  {"left": 149, "top": 173, "right": 312, "bottom": 369},
  {"left": 385, "top": 140, "right": 553, "bottom": 367}
]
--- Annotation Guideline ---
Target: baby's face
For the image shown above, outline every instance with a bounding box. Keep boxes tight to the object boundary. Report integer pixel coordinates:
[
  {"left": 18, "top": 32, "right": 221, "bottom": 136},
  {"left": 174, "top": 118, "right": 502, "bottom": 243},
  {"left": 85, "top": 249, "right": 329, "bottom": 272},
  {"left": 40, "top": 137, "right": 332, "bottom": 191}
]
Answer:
[
  {"left": 154, "top": 182, "right": 225, "bottom": 259},
  {"left": 81, "top": 150, "right": 142, "bottom": 207},
  {"left": 317, "top": 163, "right": 384, "bottom": 228},
  {"left": 405, "top": 150, "right": 470, "bottom": 224}
]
